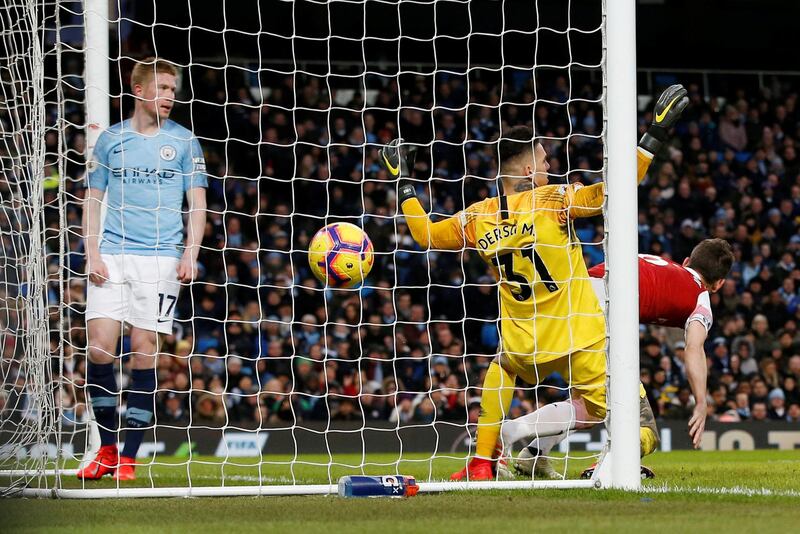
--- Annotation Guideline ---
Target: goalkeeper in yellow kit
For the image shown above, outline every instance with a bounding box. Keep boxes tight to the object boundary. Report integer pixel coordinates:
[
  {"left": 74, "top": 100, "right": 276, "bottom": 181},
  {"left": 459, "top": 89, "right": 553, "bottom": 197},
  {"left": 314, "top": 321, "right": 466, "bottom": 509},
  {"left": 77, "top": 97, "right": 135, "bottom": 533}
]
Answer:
[{"left": 381, "top": 85, "right": 688, "bottom": 481}]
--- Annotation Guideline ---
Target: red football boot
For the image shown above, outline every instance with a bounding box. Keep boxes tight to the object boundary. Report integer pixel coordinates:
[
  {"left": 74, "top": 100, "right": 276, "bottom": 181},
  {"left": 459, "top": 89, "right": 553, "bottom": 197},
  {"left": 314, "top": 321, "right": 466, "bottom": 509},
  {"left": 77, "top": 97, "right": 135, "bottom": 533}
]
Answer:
[
  {"left": 113, "top": 456, "right": 137, "bottom": 481},
  {"left": 450, "top": 457, "right": 495, "bottom": 481},
  {"left": 76, "top": 444, "right": 119, "bottom": 480}
]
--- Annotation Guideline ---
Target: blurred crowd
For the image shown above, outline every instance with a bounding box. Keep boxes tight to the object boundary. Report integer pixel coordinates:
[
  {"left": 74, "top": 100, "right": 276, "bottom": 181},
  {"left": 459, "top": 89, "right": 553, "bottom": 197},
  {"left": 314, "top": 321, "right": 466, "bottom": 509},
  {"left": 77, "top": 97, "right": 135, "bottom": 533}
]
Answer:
[
  {"left": 2, "top": 57, "right": 800, "bottom": 434},
  {"left": 636, "top": 82, "right": 800, "bottom": 425}
]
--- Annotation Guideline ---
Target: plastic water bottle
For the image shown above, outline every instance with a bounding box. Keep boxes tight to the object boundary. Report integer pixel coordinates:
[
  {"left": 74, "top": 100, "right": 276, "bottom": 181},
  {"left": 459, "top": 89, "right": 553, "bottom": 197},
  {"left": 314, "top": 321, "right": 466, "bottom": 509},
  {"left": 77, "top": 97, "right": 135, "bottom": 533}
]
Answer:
[{"left": 337, "top": 475, "right": 419, "bottom": 498}]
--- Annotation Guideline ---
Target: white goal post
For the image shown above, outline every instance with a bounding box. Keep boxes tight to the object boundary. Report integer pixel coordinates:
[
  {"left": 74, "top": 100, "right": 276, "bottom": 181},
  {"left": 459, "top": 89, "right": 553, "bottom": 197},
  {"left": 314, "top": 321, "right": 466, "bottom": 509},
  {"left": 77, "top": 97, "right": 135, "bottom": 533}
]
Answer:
[
  {"left": 1, "top": 0, "right": 640, "bottom": 497},
  {"left": 600, "top": 0, "right": 641, "bottom": 490}
]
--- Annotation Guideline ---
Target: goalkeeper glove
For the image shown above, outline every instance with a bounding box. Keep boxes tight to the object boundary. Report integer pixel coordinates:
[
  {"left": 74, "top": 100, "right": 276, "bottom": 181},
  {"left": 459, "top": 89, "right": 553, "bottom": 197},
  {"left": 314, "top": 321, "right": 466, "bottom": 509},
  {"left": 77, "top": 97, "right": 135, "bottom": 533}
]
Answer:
[
  {"left": 639, "top": 84, "right": 689, "bottom": 155},
  {"left": 380, "top": 138, "right": 418, "bottom": 205}
]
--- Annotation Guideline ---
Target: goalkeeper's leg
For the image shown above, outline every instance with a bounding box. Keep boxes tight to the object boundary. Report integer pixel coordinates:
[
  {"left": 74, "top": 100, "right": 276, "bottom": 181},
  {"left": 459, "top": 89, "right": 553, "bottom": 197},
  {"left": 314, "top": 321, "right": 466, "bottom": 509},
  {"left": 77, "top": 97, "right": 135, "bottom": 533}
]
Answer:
[
  {"left": 502, "top": 341, "right": 607, "bottom": 479},
  {"left": 502, "top": 397, "right": 600, "bottom": 479},
  {"left": 526, "top": 385, "right": 659, "bottom": 457},
  {"left": 517, "top": 396, "right": 658, "bottom": 480},
  {"left": 450, "top": 358, "right": 515, "bottom": 481}
]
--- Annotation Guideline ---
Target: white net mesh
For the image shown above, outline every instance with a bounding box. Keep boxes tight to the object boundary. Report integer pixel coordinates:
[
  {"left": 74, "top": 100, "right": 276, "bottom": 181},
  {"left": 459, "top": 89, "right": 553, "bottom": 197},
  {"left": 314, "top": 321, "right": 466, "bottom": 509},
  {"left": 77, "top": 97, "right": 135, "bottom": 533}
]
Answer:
[
  {"left": 2, "top": 0, "right": 609, "bottom": 495},
  {"left": 0, "top": 0, "right": 59, "bottom": 493}
]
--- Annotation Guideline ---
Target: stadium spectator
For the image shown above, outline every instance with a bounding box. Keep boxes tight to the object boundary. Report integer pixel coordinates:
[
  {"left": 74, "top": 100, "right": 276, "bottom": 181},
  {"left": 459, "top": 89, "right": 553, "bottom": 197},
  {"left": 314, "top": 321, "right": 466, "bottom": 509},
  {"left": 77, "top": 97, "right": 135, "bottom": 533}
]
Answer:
[
  {"left": 32, "top": 50, "right": 800, "bottom": 432},
  {"left": 750, "top": 401, "right": 769, "bottom": 422}
]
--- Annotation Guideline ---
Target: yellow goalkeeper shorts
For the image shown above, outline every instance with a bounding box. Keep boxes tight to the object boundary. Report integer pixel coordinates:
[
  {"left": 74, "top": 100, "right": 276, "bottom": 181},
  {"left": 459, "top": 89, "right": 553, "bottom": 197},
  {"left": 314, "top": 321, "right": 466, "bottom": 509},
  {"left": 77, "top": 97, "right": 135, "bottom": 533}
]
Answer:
[{"left": 502, "top": 338, "right": 607, "bottom": 419}]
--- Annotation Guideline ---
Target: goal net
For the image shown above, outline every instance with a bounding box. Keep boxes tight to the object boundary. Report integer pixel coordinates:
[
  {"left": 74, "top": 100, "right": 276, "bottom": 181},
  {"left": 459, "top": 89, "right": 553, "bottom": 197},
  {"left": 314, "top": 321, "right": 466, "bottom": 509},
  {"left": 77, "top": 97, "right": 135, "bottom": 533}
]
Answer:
[
  {"left": 1, "top": 0, "right": 641, "bottom": 497},
  {"left": 0, "top": 0, "right": 59, "bottom": 491}
]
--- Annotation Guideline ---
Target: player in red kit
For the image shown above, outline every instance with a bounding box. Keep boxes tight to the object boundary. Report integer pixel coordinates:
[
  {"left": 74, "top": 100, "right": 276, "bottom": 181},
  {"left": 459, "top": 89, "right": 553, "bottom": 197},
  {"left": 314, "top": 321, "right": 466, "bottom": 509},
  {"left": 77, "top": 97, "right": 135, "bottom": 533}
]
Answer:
[
  {"left": 587, "top": 239, "right": 734, "bottom": 448},
  {"left": 578, "top": 240, "right": 732, "bottom": 476},
  {"left": 589, "top": 254, "right": 713, "bottom": 331}
]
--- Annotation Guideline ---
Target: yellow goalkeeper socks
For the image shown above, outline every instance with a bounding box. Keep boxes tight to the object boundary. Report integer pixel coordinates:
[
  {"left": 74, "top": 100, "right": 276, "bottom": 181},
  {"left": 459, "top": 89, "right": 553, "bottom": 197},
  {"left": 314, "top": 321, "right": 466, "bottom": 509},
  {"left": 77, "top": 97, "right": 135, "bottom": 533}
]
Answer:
[
  {"left": 475, "top": 361, "right": 515, "bottom": 459},
  {"left": 640, "top": 426, "right": 658, "bottom": 457}
]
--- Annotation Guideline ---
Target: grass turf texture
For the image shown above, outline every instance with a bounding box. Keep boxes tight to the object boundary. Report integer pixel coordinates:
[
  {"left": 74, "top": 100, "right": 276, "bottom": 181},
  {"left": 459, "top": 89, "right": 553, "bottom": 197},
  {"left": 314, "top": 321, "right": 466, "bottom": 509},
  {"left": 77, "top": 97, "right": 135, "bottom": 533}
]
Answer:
[{"left": 2, "top": 450, "right": 798, "bottom": 533}]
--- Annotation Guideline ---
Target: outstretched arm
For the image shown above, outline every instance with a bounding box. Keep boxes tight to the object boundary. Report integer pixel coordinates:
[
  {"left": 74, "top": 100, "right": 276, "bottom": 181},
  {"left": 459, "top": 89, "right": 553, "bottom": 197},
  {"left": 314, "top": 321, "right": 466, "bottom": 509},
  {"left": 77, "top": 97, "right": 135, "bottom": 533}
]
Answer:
[
  {"left": 400, "top": 196, "right": 466, "bottom": 250},
  {"left": 683, "top": 320, "right": 709, "bottom": 449},
  {"left": 564, "top": 84, "right": 688, "bottom": 220},
  {"left": 564, "top": 148, "right": 655, "bottom": 220}
]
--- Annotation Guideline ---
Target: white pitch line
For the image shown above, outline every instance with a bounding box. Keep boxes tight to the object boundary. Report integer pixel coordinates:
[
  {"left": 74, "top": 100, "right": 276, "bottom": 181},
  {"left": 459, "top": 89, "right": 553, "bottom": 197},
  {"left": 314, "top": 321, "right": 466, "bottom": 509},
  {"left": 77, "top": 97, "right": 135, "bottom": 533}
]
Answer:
[{"left": 643, "top": 484, "right": 800, "bottom": 498}]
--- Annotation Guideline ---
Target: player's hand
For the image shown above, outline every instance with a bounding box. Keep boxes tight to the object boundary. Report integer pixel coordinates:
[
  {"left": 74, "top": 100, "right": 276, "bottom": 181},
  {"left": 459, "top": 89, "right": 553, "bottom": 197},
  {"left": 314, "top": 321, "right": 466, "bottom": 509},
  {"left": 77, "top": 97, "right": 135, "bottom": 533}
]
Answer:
[
  {"left": 688, "top": 402, "right": 707, "bottom": 449},
  {"left": 176, "top": 253, "right": 198, "bottom": 283},
  {"left": 87, "top": 254, "right": 109, "bottom": 286},
  {"left": 651, "top": 84, "right": 689, "bottom": 131},
  {"left": 381, "top": 138, "right": 417, "bottom": 180},
  {"left": 381, "top": 138, "right": 419, "bottom": 206},
  {"left": 639, "top": 84, "right": 689, "bottom": 154}
]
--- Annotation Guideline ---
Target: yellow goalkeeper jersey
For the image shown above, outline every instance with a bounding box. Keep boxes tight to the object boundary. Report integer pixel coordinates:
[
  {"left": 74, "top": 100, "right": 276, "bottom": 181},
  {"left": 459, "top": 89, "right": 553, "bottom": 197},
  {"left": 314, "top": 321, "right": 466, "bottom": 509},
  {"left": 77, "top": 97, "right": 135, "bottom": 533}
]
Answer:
[
  {"left": 400, "top": 148, "right": 653, "bottom": 364},
  {"left": 462, "top": 185, "right": 604, "bottom": 362}
]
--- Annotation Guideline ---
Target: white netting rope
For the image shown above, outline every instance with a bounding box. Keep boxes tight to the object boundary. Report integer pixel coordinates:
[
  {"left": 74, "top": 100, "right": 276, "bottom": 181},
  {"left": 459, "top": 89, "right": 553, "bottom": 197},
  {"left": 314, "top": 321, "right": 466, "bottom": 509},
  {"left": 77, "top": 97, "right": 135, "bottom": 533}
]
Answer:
[
  {"left": 0, "top": 0, "right": 56, "bottom": 494},
  {"left": 1, "top": 0, "right": 607, "bottom": 495}
]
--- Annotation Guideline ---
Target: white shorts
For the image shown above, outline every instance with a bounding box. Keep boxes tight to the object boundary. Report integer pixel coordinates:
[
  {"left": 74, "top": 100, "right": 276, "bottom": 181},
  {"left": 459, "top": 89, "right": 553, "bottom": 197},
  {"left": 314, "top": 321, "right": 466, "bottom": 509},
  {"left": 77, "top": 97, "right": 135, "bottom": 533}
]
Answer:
[{"left": 86, "top": 254, "right": 181, "bottom": 334}]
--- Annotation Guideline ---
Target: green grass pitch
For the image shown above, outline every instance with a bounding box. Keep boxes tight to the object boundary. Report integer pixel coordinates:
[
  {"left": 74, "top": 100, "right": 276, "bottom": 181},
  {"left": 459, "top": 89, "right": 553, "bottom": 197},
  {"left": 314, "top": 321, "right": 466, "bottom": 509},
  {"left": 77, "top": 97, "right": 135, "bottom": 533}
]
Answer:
[{"left": 2, "top": 450, "right": 798, "bottom": 533}]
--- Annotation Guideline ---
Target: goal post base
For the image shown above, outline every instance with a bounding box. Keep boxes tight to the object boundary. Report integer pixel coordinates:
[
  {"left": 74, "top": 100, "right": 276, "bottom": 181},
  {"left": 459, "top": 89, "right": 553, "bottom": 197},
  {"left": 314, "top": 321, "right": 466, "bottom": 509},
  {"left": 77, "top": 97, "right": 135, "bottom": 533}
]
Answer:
[
  {"left": 1, "top": 479, "right": 597, "bottom": 499},
  {"left": 592, "top": 447, "right": 614, "bottom": 489}
]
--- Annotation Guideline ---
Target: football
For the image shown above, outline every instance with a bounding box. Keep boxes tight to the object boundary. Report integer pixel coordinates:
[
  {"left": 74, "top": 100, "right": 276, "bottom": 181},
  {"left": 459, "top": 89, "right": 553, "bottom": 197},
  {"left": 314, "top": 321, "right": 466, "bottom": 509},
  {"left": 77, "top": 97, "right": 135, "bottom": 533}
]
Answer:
[{"left": 308, "top": 222, "right": 374, "bottom": 288}]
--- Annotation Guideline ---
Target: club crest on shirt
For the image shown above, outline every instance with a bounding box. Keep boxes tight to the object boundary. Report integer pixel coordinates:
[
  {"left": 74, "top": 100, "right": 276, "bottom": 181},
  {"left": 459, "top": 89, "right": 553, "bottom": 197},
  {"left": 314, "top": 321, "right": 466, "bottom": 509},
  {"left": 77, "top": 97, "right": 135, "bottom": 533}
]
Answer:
[
  {"left": 160, "top": 145, "right": 177, "bottom": 161},
  {"left": 86, "top": 157, "right": 98, "bottom": 173}
]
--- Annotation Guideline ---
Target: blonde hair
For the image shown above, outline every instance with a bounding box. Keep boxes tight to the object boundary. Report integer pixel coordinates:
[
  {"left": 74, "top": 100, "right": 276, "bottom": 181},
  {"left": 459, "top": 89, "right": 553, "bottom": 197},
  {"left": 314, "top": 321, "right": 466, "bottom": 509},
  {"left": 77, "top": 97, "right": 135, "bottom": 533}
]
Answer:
[{"left": 130, "top": 57, "right": 178, "bottom": 89}]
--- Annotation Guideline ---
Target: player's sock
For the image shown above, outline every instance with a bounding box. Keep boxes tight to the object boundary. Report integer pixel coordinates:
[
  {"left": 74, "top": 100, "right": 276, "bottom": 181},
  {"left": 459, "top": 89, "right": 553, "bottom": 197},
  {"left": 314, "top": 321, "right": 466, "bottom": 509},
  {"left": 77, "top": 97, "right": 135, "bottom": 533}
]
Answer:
[
  {"left": 475, "top": 361, "right": 515, "bottom": 459},
  {"left": 86, "top": 361, "right": 119, "bottom": 447},
  {"left": 121, "top": 368, "right": 156, "bottom": 459},
  {"left": 527, "top": 431, "right": 569, "bottom": 456},
  {"left": 501, "top": 401, "right": 576, "bottom": 446},
  {"left": 640, "top": 426, "right": 658, "bottom": 457}
]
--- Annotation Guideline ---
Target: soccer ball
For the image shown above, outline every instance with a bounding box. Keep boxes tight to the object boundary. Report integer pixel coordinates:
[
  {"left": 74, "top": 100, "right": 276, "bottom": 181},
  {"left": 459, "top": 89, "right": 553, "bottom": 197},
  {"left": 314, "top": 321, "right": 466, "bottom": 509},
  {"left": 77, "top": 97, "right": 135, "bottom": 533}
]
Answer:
[{"left": 308, "top": 222, "right": 374, "bottom": 288}]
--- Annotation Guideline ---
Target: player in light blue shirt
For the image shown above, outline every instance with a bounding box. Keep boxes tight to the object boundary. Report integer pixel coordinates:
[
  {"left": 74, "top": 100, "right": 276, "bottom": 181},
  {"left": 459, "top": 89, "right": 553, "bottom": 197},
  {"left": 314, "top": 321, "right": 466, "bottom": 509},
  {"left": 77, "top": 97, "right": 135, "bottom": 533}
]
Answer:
[
  {"left": 79, "top": 58, "right": 207, "bottom": 481},
  {"left": 87, "top": 119, "right": 207, "bottom": 258}
]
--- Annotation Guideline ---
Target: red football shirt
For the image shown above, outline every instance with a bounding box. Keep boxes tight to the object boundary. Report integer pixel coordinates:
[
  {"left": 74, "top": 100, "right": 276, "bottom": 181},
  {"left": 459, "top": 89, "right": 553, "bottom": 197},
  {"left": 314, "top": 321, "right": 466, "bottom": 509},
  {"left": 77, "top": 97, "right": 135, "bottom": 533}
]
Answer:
[{"left": 588, "top": 254, "right": 712, "bottom": 331}]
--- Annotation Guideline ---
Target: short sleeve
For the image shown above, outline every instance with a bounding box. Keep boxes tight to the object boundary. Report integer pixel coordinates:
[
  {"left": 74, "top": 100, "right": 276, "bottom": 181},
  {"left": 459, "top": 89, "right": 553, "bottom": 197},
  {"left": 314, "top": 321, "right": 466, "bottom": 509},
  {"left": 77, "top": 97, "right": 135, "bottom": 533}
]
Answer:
[
  {"left": 686, "top": 291, "right": 713, "bottom": 333},
  {"left": 86, "top": 131, "right": 110, "bottom": 191},
  {"left": 183, "top": 136, "right": 208, "bottom": 191}
]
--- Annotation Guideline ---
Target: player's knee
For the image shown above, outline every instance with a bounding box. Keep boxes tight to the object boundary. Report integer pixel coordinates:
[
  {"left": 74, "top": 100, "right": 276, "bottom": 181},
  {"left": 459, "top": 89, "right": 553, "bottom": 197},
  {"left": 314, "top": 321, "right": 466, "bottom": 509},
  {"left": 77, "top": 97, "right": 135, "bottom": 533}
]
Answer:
[
  {"left": 583, "top": 395, "right": 606, "bottom": 420},
  {"left": 575, "top": 396, "right": 606, "bottom": 421},
  {"left": 585, "top": 403, "right": 606, "bottom": 421},
  {"left": 496, "top": 353, "right": 515, "bottom": 376},
  {"left": 130, "top": 328, "right": 159, "bottom": 357},
  {"left": 88, "top": 342, "right": 115, "bottom": 364}
]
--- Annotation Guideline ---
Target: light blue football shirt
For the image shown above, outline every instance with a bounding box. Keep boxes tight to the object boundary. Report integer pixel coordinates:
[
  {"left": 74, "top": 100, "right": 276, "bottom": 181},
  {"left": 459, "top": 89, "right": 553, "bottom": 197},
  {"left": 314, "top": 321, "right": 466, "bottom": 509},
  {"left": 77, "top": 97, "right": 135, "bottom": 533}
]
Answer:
[{"left": 87, "top": 119, "right": 207, "bottom": 258}]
